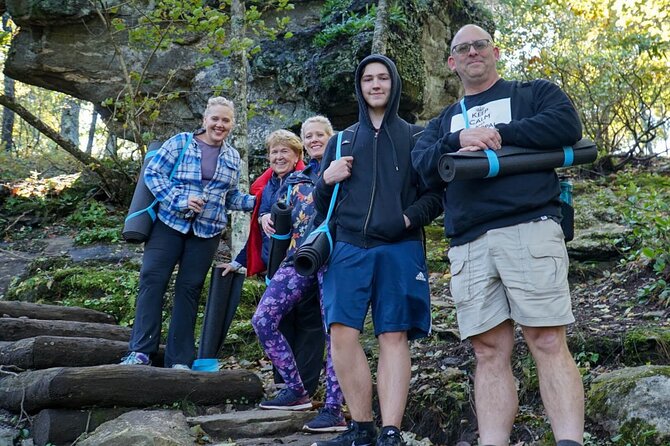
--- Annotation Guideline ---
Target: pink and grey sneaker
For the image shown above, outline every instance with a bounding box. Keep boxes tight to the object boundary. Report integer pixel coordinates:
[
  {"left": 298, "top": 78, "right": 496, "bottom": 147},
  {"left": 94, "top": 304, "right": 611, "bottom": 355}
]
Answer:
[
  {"left": 303, "top": 407, "right": 347, "bottom": 433},
  {"left": 259, "top": 387, "right": 312, "bottom": 410}
]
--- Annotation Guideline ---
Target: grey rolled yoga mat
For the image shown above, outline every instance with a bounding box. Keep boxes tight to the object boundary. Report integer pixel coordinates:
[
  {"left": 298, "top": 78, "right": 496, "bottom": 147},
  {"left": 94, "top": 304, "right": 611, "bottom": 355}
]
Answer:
[
  {"left": 122, "top": 141, "right": 163, "bottom": 243},
  {"left": 198, "top": 267, "right": 246, "bottom": 359},
  {"left": 266, "top": 201, "right": 293, "bottom": 280},
  {"left": 437, "top": 139, "right": 597, "bottom": 183},
  {"left": 294, "top": 221, "right": 334, "bottom": 277}
]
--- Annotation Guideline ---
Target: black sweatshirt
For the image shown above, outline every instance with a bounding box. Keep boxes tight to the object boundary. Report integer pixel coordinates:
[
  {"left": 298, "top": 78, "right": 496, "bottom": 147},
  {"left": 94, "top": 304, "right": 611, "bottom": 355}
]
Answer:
[
  {"left": 412, "top": 78, "right": 582, "bottom": 246},
  {"left": 314, "top": 54, "right": 443, "bottom": 248}
]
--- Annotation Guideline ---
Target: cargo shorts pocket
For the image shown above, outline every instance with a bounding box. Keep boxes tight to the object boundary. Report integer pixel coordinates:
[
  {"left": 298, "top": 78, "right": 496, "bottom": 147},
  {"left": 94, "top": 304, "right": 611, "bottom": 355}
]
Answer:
[
  {"left": 526, "top": 242, "right": 568, "bottom": 292},
  {"left": 447, "top": 246, "right": 470, "bottom": 306}
]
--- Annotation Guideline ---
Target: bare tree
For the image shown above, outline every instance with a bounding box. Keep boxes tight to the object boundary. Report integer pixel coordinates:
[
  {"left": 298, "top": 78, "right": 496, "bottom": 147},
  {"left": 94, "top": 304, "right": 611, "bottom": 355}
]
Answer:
[
  {"left": 1, "top": 76, "right": 15, "bottom": 152},
  {"left": 60, "top": 97, "right": 80, "bottom": 149},
  {"left": 1, "top": 14, "right": 15, "bottom": 152},
  {"left": 229, "top": 0, "right": 251, "bottom": 258},
  {"left": 371, "top": 0, "right": 389, "bottom": 54},
  {"left": 86, "top": 110, "right": 98, "bottom": 155}
]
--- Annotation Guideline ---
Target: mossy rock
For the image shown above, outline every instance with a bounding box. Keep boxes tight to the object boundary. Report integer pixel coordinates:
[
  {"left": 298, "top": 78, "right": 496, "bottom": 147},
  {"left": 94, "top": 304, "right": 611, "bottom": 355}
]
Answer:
[
  {"left": 623, "top": 327, "right": 670, "bottom": 366},
  {"left": 586, "top": 365, "right": 670, "bottom": 445}
]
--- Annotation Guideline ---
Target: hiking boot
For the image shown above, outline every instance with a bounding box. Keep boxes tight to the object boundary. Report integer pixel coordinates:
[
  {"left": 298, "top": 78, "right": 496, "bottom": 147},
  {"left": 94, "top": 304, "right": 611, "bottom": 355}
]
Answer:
[
  {"left": 376, "top": 426, "right": 404, "bottom": 446},
  {"left": 119, "top": 351, "right": 151, "bottom": 365},
  {"left": 303, "top": 406, "right": 347, "bottom": 433},
  {"left": 259, "top": 387, "right": 312, "bottom": 410},
  {"left": 309, "top": 420, "right": 377, "bottom": 446}
]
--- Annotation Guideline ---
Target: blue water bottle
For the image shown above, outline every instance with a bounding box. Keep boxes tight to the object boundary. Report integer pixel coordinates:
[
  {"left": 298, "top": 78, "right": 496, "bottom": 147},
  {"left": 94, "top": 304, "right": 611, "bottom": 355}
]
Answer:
[
  {"left": 559, "top": 180, "right": 574, "bottom": 241},
  {"left": 560, "top": 180, "right": 573, "bottom": 206}
]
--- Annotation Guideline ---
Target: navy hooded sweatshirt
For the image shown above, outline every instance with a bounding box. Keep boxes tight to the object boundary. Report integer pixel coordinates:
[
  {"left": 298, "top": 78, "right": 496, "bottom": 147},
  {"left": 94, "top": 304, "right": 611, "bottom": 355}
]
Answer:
[{"left": 313, "top": 54, "right": 443, "bottom": 248}]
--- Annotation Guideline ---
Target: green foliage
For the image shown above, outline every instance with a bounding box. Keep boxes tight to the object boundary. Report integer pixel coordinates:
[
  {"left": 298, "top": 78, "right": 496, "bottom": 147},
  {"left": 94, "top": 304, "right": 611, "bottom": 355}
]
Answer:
[
  {"left": 314, "top": 3, "right": 376, "bottom": 48},
  {"left": 66, "top": 200, "right": 124, "bottom": 245},
  {"left": 494, "top": 0, "right": 670, "bottom": 159},
  {"left": 313, "top": 1, "right": 410, "bottom": 48},
  {"left": 574, "top": 350, "right": 600, "bottom": 369},
  {"left": 425, "top": 223, "right": 449, "bottom": 273},
  {"left": 612, "top": 173, "right": 670, "bottom": 304}
]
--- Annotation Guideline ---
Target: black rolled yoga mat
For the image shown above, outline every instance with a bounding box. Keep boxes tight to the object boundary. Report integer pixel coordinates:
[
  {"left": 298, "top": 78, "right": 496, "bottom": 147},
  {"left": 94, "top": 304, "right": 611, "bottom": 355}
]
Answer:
[
  {"left": 198, "top": 267, "right": 246, "bottom": 359},
  {"left": 294, "top": 223, "right": 333, "bottom": 277},
  {"left": 122, "top": 141, "right": 163, "bottom": 243},
  {"left": 266, "top": 201, "right": 293, "bottom": 280},
  {"left": 438, "top": 139, "right": 597, "bottom": 183}
]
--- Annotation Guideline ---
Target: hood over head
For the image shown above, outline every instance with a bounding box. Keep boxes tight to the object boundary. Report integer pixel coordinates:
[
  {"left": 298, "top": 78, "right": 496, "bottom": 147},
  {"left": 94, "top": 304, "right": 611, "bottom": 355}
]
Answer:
[{"left": 354, "top": 54, "right": 402, "bottom": 129}]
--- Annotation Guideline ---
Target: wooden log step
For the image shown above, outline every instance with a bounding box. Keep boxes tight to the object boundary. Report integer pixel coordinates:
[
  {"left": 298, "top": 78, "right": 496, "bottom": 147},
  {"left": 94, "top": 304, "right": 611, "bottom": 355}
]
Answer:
[
  {"left": 0, "top": 300, "right": 115, "bottom": 324},
  {"left": 0, "top": 318, "right": 130, "bottom": 342},
  {"left": 0, "top": 364, "right": 264, "bottom": 413},
  {"left": 0, "top": 336, "right": 165, "bottom": 369},
  {"left": 32, "top": 408, "right": 131, "bottom": 446}
]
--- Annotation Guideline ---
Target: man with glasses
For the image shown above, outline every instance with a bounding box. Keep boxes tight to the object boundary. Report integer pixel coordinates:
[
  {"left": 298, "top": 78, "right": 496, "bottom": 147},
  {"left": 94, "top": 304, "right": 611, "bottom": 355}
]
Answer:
[{"left": 412, "top": 24, "right": 585, "bottom": 446}]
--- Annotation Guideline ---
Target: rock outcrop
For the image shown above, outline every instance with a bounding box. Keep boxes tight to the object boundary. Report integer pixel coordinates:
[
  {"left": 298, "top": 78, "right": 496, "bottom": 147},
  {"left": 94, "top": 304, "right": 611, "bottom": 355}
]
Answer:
[
  {"left": 586, "top": 365, "right": 670, "bottom": 445},
  {"left": 3, "top": 0, "right": 492, "bottom": 157}
]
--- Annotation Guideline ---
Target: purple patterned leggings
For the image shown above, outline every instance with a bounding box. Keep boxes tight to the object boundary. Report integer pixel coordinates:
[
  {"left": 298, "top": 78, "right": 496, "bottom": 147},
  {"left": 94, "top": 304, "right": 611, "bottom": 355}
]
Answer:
[{"left": 252, "top": 265, "right": 342, "bottom": 409}]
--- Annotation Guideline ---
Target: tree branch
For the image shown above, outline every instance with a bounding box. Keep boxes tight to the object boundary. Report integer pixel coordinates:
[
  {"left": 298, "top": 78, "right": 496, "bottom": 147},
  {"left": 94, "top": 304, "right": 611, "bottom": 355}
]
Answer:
[{"left": 0, "top": 93, "right": 131, "bottom": 201}]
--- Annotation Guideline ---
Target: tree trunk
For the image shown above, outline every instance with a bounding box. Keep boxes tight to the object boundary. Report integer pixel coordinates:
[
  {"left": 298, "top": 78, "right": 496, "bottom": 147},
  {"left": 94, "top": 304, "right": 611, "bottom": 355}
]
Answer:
[
  {"left": 0, "top": 94, "right": 132, "bottom": 203},
  {"left": 371, "top": 0, "right": 390, "bottom": 55},
  {"left": 86, "top": 109, "right": 98, "bottom": 155},
  {"left": 0, "top": 318, "right": 131, "bottom": 342},
  {"left": 105, "top": 131, "right": 118, "bottom": 158},
  {"left": 60, "top": 97, "right": 80, "bottom": 149},
  {"left": 0, "top": 336, "right": 141, "bottom": 369},
  {"left": 230, "top": 0, "right": 251, "bottom": 258},
  {"left": 0, "top": 300, "right": 115, "bottom": 324},
  {"left": 1, "top": 15, "right": 15, "bottom": 152},
  {"left": 0, "top": 364, "right": 264, "bottom": 412}
]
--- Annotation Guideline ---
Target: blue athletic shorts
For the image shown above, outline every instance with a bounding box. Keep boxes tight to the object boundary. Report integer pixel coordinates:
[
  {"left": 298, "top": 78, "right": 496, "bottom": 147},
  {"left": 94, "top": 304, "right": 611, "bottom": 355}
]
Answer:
[{"left": 321, "top": 240, "right": 431, "bottom": 340}]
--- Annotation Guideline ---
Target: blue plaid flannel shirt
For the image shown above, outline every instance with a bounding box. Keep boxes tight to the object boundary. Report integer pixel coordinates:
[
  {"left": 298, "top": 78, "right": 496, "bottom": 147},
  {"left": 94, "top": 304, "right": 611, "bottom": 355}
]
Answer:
[{"left": 144, "top": 132, "right": 255, "bottom": 238}]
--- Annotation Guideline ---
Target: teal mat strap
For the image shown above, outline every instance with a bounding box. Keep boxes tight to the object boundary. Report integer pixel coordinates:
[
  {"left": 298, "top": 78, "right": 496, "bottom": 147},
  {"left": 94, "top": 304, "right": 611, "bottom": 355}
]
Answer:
[
  {"left": 305, "top": 131, "right": 342, "bottom": 253},
  {"left": 459, "top": 98, "right": 469, "bottom": 129},
  {"left": 271, "top": 232, "right": 291, "bottom": 241},
  {"left": 125, "top": 198, "right": 159, "bottom": 223},
  {"left": 484, "top": 149, "right": 500, "bottom": 178},
  {"left": 562, "top": 146, "right": 574, "bottom": 167}
]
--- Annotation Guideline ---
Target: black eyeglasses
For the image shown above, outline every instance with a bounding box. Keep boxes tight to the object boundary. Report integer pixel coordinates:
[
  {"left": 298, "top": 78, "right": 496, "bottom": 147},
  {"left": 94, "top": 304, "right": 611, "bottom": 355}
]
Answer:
[{"left": 451, "top": 39, "right": 492, "bottom": 55}]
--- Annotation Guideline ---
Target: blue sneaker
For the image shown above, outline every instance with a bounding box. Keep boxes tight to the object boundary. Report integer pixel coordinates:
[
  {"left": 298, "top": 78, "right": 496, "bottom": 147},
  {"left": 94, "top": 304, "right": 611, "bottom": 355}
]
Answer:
[
  {"left": 119, "top": 351, "right": 151, "bottom": 365},
  {"left": 259, "top": 387, "right": 312, "bottom": 410},
  {"left": 309, "top": 420, "right": 377, "bottom": 446},
  {"left": 303, "top": 407, "right": 347, "bottom": 433}
]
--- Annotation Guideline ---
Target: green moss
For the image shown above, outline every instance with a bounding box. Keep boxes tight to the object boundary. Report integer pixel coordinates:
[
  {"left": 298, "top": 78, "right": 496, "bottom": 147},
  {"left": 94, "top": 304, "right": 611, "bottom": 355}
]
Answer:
[
  {"left": 617, "top": 418, "right": 662, "bottom": 446},
  {"left": 6, "top": 263, "right": 140, "bottom": 325},
  {"left": 623, "top": 327, "right": 670, "bottom": 366}
]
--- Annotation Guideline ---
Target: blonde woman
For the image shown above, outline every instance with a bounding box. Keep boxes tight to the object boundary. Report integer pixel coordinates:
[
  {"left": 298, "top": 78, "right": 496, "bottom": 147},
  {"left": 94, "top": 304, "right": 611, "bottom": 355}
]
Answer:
[
  {"left": 252, "top": 116, "right": 346, "bottom": 433},
  {"left": 121, "top": 96, "right": 254, "bottom": 369}
]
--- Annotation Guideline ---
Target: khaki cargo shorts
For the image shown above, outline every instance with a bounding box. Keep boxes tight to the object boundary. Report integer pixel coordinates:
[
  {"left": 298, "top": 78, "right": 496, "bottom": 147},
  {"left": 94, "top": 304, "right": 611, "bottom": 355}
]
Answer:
[{"left": 448, "top": 218, "right": 574, "bottom": 340}]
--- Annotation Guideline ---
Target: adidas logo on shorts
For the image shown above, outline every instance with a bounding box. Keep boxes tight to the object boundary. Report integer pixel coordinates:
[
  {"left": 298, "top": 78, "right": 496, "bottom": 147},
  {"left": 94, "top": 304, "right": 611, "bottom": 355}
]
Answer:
[{"left": 415, "top": 271, "right": 426, "bottom": 282}]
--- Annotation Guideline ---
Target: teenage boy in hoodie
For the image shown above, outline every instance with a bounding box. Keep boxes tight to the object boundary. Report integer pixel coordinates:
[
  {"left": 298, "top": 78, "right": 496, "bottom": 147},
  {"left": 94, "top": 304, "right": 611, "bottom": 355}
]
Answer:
[
  {"left": 311, "top": 54, "right": 443, "bottom": 446},
  {"left": 412, "top": 25, "right": 584, "bottom": 446}
]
